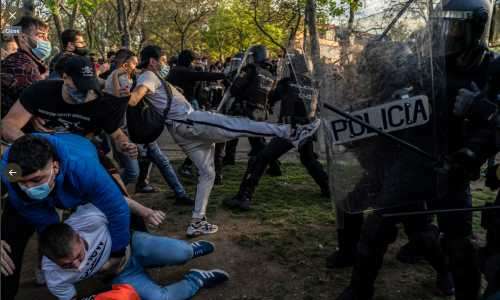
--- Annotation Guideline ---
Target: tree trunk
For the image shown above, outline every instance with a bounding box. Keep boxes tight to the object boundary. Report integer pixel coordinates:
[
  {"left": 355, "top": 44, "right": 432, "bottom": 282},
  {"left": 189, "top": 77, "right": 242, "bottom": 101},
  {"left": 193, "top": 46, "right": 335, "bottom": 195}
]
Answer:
[
  {"left": 305, "top": 0, "right": 322, "bottom": 80},
  {"left": 21, "top": 0, "right": 34, "bottom": 16},
  {"left": 52, "top": 4, "right": 65, "bottom": 48},
  {"left": 116, "top": 0, "right": 131, "bottom": 48},
  {"left": 68, "top": 1, "right": 80, "bottom": 29}
]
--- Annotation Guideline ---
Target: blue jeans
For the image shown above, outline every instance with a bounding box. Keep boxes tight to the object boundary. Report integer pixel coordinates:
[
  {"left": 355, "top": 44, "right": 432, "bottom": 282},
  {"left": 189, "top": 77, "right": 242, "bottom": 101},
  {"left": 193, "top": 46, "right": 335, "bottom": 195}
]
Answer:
[
  {"left": 112, "top": 232, "right": 200, "bottom": 300},
  {"left": 143, "top": 142, "right": 186, "bottom": 197},
  {"left": 115, "top": 149, "right": 140, "bottom": 185}
]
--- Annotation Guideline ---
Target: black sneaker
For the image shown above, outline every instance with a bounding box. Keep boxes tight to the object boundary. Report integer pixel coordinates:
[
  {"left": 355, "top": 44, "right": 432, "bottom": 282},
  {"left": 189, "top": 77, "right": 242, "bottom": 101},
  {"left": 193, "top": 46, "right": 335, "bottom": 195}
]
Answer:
[
  {"left": 185, "top": 269, "right": 229, "bottom": 288},
  {"left": 175, "top": 195, "right": 195, "bottom": 206}
]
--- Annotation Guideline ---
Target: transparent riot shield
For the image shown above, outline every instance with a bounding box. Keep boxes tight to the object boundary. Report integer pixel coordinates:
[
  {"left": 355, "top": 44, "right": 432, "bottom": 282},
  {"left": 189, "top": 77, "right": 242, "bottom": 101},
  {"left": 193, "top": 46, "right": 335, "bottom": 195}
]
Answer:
[{"left": 322, "top": 1, "right": 447, "bottom": 216}]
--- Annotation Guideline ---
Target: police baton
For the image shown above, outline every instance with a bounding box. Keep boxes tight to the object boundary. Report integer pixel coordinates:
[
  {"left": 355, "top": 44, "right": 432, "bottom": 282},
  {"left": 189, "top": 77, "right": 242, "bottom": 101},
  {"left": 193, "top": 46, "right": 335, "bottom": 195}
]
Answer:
[{"left": 382, "top": 205, "right": 500, "bottom": 217}]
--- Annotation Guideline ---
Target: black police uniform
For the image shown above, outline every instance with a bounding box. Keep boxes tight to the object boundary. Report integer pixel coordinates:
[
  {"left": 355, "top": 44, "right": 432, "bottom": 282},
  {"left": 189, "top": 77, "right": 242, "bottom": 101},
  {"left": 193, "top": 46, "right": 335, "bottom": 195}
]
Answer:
[{"left": 224, "top": 73, "right": 329, "bottom": 209}]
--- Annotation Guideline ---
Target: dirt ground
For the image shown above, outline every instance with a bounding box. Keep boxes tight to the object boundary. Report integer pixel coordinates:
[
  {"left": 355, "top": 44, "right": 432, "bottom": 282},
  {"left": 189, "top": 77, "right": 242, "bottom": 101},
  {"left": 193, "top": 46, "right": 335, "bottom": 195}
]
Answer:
[{"left": 13, "top": 141, "right": 494, "bottom": 299}]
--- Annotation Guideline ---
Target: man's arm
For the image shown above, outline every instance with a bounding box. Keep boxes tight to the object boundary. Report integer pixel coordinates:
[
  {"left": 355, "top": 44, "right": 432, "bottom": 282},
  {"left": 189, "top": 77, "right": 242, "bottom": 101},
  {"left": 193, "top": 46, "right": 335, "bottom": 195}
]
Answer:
[
  {"left": 230, "top": 65, "right": 254, "bottom": 98},
  {"left": 128, "top": 85, "right": 149, "bottom": 106},
  {"left": 1, "top": 100, "right": 33, "bottom": 142},
  {"left": 109, "top": 128, "right": 138, "bottom": 159},
  {"left": 125, "top": 196, "right": 165, "bottom": 227}
]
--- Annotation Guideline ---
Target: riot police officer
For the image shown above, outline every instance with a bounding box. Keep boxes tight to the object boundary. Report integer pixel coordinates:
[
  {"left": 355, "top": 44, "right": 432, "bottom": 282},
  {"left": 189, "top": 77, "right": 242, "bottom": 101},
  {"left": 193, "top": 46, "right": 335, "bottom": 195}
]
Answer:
[
  {"left": 223, "top": 50, "right": 329, "bottom": 210},
  {"left": 225, "top": 45, "right": 282, "bottom": 175}
]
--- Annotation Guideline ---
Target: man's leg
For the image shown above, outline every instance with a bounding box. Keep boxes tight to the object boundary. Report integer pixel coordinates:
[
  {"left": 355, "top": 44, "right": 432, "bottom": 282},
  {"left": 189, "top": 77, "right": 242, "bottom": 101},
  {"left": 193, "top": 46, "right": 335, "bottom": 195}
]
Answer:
[
  {"left": 1, "top": 201, "right": 36, "bottom": 300},
  {"left": 326, "top": 211, "right": 364, "bottom": 269},
  {"left": 183, "top": 144, "right": 218, "bottom": 236},
  {"left": 438, "top": 182, "right": 481, "bottom": 300},
  {"left": 480, "top": 192, "right": 500, "bottom": 299},
  {"left": 403, "top": 216, "right": 454, "bottom": 296},
  {"left": 145, "top": 142, "right": 192, "bottom": 204},
  {"left": 338, "top": 213, "right": 398, "bottom": 300},
  {"left": 223, "top": 139, "right": 238, "bottom": 165},
  {"left": 114, "top": 146, "right": 140, "bottom": 185},
  {"left": 298, "top": 140, "right": 329, "bottom": 196},
  {"left": 224, "top": 137, "right": 292, "bottom": 210},
  {"left": 214, "top": 142, "right": 225, "bottom": 185}
]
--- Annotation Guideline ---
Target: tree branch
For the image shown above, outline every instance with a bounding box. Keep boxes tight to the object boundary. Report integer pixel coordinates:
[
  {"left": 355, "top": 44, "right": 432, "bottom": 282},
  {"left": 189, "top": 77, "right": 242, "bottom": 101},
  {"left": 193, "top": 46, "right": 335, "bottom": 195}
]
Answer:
[{"left": 252, "top": 0, "right": 285, "bottom": 52}]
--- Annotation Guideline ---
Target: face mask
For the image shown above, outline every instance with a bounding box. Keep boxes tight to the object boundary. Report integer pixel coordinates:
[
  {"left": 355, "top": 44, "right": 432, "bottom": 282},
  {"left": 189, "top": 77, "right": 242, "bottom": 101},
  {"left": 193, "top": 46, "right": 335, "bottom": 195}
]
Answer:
[
  {"left": 159, "top": 64, "right": 170, "bottom": 78},
  {"left": 31, "top": 39, "right": 52, "bottom": 61},
  {"left": 74, "top": 47, "right": 89, "bottom": 56},
  {"left": 19, "top": 167, "right": 54, "bottom": 200},
  {"left": 65, "top": 85, "right": 88, "bottom": 104}
]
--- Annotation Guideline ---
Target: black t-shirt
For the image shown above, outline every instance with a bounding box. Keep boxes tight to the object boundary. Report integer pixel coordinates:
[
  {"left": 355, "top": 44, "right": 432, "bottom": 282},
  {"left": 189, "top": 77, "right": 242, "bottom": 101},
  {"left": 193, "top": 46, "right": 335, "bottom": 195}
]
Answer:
[{"left": 20, "top": 80, "right": 128, "bottom": 136}]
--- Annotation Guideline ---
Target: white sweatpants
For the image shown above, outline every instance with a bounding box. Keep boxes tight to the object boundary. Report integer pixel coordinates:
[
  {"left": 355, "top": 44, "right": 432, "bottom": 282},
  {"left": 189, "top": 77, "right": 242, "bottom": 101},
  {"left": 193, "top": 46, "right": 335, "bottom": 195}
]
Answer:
[{"left": 167, "top": 110, "right": 292, "bottom": 220}]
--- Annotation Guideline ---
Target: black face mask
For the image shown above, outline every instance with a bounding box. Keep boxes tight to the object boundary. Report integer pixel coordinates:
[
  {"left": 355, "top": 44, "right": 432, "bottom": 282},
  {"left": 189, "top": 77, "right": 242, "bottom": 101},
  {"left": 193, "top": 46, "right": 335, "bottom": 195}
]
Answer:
[{"left": 74, "top": 47, "right": 89, "bottom": 56}]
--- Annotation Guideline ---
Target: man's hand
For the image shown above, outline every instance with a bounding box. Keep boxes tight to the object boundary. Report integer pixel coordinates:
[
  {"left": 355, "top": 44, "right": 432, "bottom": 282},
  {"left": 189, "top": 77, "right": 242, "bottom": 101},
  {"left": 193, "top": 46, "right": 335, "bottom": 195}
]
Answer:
[
  {"left": 1, "top": 240, "right": 15, "bottom": 276},
  {"left": 454, "top": 82, "right": 481, "bottom": 117},
  {"left": 119, "top": 142, "right": 138, "bottom": 159},
  {"left": 31, "top": 117, "right": 54, "bottom": 133},
  {"left": 143, "top": 209, "right": 166, "bottom": 228},
  {"left": 99, "top": 257, "right": 125, "bottom": 276}
]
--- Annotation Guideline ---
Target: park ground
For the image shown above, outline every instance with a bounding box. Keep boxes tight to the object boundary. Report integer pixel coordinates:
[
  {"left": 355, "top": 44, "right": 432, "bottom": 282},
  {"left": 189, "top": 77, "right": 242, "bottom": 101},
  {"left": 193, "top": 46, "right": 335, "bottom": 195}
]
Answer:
[{"left": 14, "top": 138, "right": 494, "bottom": 300}]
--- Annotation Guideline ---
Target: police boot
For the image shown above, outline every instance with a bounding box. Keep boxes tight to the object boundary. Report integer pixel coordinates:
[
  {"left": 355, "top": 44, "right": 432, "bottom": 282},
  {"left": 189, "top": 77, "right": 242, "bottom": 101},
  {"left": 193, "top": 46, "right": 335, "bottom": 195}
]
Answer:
[
  {"left": 326, "top": 229, "right": 357, "bottom": 269},
  {"left": 223, "top": 191, "right": 252, "bottom": 211},
  {"left": 266, "top": 160, "right": 282, "bottom": 177}
]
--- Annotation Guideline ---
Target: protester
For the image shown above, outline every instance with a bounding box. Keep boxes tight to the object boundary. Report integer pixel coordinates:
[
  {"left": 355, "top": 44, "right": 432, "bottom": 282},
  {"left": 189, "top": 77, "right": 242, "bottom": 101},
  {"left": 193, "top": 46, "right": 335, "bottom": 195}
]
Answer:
[
  {"left": 126, "top": 45, "right": 320, "bottom": 236},
  {"left": 105, "top": 49, "right": 193, "bottom": 203},
  {"left": 0, "top": 16, "right": 50, "bottom": 116},
  {"left": 48, "top": 29, "right": 88, "bottom": 79},
  {"left": 40, "top": 203, "right": 229, "bottom": 300},
  {"left": 0, "top": 35, "right": 18, "bottom": 60}
]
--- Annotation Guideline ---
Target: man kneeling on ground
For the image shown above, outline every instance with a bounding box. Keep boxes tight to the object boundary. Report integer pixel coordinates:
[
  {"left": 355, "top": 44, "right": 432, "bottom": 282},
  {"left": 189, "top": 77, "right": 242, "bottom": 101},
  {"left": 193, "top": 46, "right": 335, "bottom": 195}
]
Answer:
[{"left": 40, "top": 203, "right": 229, "bottom": 300}]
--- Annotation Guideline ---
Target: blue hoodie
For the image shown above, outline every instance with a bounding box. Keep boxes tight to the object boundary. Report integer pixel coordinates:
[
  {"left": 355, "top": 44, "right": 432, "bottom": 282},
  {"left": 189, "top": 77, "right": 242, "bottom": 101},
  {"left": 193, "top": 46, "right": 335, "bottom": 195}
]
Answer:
[{"left": 1, "top": 133, "right": 130, "bottom": 255}]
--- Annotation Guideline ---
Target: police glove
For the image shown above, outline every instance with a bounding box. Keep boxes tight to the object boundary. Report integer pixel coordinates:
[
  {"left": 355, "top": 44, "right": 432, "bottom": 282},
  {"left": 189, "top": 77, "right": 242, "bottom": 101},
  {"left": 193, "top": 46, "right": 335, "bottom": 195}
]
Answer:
[
  {"left": 447, "top": 148, "right": 481, "bottom": 181},
  {"left": 454, "top": 82, "right": 498, "bottom": 123}
]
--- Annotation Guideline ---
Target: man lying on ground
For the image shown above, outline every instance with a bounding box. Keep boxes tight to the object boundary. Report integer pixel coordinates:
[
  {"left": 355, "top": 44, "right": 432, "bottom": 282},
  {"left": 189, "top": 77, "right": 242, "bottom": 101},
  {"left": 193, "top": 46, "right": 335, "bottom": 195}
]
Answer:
[{"left": 40, "top": 203, "right": 228, "bottom": 300}]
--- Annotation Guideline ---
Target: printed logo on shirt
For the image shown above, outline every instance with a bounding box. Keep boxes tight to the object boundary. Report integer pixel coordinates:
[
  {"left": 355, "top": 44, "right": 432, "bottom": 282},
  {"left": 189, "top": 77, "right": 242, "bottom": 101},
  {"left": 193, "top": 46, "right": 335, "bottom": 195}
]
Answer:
[
  {"left": 80, "top": 240, "right": 108, "bottom": 280},
  {"left": 81, "top": 66, "right": 94, "bottom": 77}
]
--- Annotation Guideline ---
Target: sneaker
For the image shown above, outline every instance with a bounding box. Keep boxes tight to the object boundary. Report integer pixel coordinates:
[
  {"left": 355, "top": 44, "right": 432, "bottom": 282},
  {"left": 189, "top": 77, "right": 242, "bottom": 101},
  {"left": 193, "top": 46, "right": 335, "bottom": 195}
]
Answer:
[
  {"left": 175, "top": 195, "right": 195, "bottom": 206},
  {"left": 35, "top": 267, "right": 46, "bottom": 286},
  {"left": 185, "top": 269, "right": 229, "bottom": 288},
  {"left": 191, "top": 240, "right": 215, "bottom": 258},
  {"left": 186, "top": 218, "right": 219, "bottom": 237},
  {"left": 289, "top": 119, "right": 321, "bottom": 148},
  {"left": 135, "top": 183, "right": 159, "bottom": 193}
]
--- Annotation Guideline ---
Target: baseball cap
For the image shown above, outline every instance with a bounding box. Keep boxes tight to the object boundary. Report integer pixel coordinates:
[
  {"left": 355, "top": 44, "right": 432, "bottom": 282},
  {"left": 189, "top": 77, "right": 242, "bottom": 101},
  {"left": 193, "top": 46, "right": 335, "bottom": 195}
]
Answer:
[
  {"left": 63, "top": 56, "right": 101, "bottom": 94},
  {"left": 138, "top": 45, "right": 163, "bottom": 69}
]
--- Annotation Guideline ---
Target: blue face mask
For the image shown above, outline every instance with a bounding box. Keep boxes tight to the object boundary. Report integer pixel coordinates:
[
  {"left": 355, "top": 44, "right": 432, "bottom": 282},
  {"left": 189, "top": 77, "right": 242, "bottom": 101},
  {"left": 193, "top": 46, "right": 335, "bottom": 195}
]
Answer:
[
  {"left": 66, "top": 85, "right": 87, "bottom": 104},
  {"left": 31, "top": 39, "right": 52, "bottom": 61},
  {"left": 19, "top": 167, "right": 54, "bottom": 200},
  {"left": 159, "top": 64, "right": 170, "bottom": 78}
]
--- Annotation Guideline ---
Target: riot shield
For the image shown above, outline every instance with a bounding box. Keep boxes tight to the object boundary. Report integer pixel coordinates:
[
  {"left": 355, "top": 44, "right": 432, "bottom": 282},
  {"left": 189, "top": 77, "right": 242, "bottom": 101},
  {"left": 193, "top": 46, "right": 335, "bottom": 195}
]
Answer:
[{"left": 323, "top": 1, "right": 447, "bottom": 215}]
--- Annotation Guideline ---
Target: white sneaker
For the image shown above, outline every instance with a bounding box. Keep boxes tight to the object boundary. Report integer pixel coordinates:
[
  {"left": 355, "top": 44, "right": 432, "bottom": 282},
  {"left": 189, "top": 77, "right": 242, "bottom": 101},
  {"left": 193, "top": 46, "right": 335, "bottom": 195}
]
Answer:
[
  {"left": 186, "top": 218, "right": 219, "bottom": 237},
  {"left": 35, "top": 267, "right": 46, "bottom": 285},
  {"left": 289, "top": 119, "right": 321, "bottom": 148}
]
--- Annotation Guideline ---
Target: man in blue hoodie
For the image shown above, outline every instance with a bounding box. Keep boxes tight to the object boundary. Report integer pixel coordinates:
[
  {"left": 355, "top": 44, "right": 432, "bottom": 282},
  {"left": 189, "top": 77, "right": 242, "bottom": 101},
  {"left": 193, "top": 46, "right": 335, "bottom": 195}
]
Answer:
[{"left": 1, "top": 133, "right": 131, "bottom": 299}]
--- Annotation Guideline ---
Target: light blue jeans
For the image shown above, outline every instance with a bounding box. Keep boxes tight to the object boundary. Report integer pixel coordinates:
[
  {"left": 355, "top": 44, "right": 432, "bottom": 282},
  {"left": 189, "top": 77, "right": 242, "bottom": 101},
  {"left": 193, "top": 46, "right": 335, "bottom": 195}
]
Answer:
[
  {"left": 112, "top": 231, "right": 200, "bottom": 300},
  {"left": 115, "top": 149, "right": 140, "bottom": 185},
  {"left": 142, "top": 142, "right": 187, "bottom": 197}
]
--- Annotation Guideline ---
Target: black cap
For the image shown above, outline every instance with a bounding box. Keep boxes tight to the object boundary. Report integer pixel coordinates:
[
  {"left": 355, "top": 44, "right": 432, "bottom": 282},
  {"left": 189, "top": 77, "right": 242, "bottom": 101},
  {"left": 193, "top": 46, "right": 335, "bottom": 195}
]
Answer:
[
  {"left": 138, "top": 45, "right": 162, "bottom": 69},
  {"left": 63, "top": 56, "right": 101, "bottom": 94}
]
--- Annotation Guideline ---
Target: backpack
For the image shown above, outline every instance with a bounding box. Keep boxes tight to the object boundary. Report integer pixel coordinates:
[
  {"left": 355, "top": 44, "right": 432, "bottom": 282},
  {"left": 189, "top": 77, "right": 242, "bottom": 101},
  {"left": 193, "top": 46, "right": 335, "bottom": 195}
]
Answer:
[{"left": 126, "top": 72, "right": 173, "bottom": 144}]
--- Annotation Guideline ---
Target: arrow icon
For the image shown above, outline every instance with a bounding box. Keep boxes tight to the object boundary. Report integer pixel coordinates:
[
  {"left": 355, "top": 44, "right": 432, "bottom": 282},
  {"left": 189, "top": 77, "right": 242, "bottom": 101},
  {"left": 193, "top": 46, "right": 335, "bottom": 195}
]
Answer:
[
  {"left": 4, "top": 163, "right": 21, "bottom": 182},
  {"left": 8, "top": 170, "right": 16, "bottom": 176}
]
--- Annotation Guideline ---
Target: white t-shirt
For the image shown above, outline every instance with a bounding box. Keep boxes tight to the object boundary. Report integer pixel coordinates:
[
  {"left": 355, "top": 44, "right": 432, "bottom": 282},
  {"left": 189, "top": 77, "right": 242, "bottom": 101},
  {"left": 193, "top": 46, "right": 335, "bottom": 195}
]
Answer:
[
  {"left": 42, "top": 204, "right": 112, "bottom": 300},
  {"left": 136, "top": 70, "right": 193, "bottom": 120},
  {"left": 103, "top": 71, "right": 133, "bottom": 95}
]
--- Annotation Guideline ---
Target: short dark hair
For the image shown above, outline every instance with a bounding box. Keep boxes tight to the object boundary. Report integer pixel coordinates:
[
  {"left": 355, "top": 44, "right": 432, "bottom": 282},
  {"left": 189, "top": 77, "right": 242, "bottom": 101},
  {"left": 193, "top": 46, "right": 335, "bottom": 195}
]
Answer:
[
  {"left": 14, "top": 16, "right": 48, "bottom": 35},
  {"left": 54, "top": 53, "right": 73, "bottom": 77},
  {"left": 107, "top": 51, "right": 116, "bottom": 59},
  {"left": 61, "top": 29, "right": 82, "bottom": 48},
  {"left": 39, "top": 223, "right": 77, "bottom": 261},
  {"left": 8, "top": 135, "right": 55, "bottom": 176},
  {"left": 178, "top": 50, "right": 196, "bottom": 67},
  {"left": 114, "top": 49, "right": 136, "bottom": 66}
]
